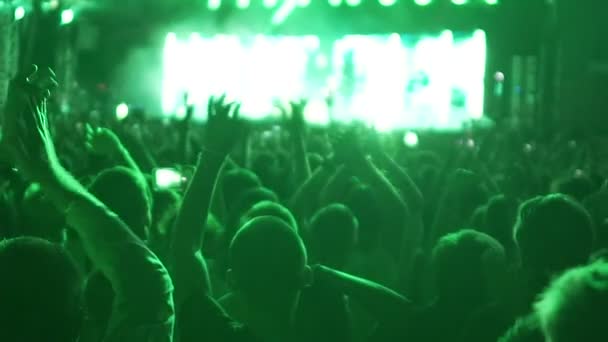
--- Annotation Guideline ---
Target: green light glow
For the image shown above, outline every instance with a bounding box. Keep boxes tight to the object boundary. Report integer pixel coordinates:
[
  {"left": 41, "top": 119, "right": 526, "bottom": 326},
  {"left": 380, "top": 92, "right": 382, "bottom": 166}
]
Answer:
[
  {"left": 14, "top": 6, "right": 25, "bottom": 21},
  {"left": 264, "top": 0, "right": 279, "bottom": 6},
  {"left": 345, "top": 0, "right": 362, "bottom": 6},
  {"left": 414, "top": 0, "right": 432, "bottom": 6},
  {"left": 208, "top": 0, "right": 221, "bottom": 10},
  {"left": 452, "top": 0, "right": 467, "bottom": 5},
  {"left": 328, "top": 0, "right": 342, "bottom": 7},
  {"left": 378, "top": 0, "right": 397, "bottom": 6},
  {"left": 116, "top": 103, "right": 129, "bottom": 120},
  {"left": 236, "top": 0, "right": 250, "bottom": 8},
  {"left": 162, "top": 32, "right": 486, "bottom": 129},
  {"left": 485, "top": 0, "right": 498, "bottom": 4},
  {"left": 60, "top": 9, "right": 74, "bottom": 25}
]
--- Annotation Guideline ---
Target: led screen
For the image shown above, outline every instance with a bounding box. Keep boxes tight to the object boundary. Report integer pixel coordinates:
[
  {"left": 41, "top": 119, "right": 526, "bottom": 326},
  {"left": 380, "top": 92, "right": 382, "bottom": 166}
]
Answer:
[{"left": 162, "top": 30, "right": 486, "bottom": 130}]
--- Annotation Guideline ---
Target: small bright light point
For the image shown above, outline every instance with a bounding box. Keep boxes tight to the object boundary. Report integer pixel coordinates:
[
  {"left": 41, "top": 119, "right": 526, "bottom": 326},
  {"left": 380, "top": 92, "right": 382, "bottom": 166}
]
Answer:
[
  {"left": 60, "top": 9, "right": 74, "bottom": 25},
  {"left": 414, "top": 0, "right": 432, "bottom": 6},
  {"left": 494, "top": 71, "right": 505, "bottom": 82},
  {"left": 452, "top": 0, "right": 467, "bottom": 5},
  {"left": 263, "top": 0, "right": 278, "bottom": 7},
  {"left": 116, "top": 103, "right": 129, "bottom": 120},
  {"left": 485, "top": 0, "right": 498, "bottom": 4},
  {"left": 236, "top": 0, "right": 250, "bottom": 8},
  {"left": 208, "top": 0, "right": 221, "bottom": 10},
  {"left": 14, "top": 6, "right": 25, "bottom": 21},
  {"left": 378, "top": 0, "right": 397, "bottom": 6},
  {"left": 328, "top": 0, "right": 342, "bottom": 7},
  {"left": 345, "top": 0, "right": 362, "bottom": 6},
  {"left": 41, "top": 0, "right": 60, "bottom": 12},
  {"left": 404, "top": 132, "right": 419, "bottom": 147}
]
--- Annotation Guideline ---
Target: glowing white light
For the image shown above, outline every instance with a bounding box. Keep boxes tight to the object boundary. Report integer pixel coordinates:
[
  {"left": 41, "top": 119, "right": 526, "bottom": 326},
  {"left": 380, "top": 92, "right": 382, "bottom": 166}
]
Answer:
[
  {"left": 208, "top": 0, "right": 221, "bottom": 10},
  {"left": 404, "top": 132, "right": 419, "bottom": 147},
  {"left": 236, "top": 0, "right": 250, "bottom": 9},
  {"left": 378, "top": 0, "right": 397, "bottom": 6},
  {"left": 116, "top": 103, "right": 129, "bottom": 120},
  {"left": 14, "top": 6, "right": 25, "bottom": 21},
  {"left": 155, "top": 169, "right": 183, "bottom": 188},
  {"left": 60, "top": 9, "right": 74, "bottom": 25}
]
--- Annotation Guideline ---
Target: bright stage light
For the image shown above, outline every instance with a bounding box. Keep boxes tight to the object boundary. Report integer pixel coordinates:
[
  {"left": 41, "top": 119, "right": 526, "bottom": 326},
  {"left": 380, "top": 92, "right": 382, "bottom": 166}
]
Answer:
[
  {"left": 414, "top": 0, "right": 432, "bottom": 6},
  {"left": 14, "top": 6, "right": 25, "bottom": 21},
  {"left": 328, "top": 0, "right": 342, "bottom": 7},
  {"left": 116, "top": 103, "right": 129, "bottom": 120},
  {"left": 404, "top": 132, "right": 419, "bottom": 147},
  {"left": 452, "top": 0, "right": 467, "bottom": 5},
  {"left": 236, "top": 0, "right": 250, "bottom": 8},
  {"left": 345, "top": 0, "right": 362, "bottom": 6},
  {"left": 485, "top": 0, "right": 498, "bottom": 4},
  {"left": 60, "top": 9, "right": 74, "bottom": 25},
  {"left": 264, "top": 0, "right": 278, "bottom": 7},
  {"left": 378, "top": 0, "right": 397, "bottom": 6},
  {"left": 208, "top": 0, "right": 221, "bottom": 10}
]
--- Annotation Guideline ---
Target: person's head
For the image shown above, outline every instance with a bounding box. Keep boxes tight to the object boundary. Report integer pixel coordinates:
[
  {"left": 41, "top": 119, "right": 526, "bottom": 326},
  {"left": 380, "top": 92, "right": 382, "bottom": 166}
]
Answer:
[
  {"left": 229, "top": 187, "right": 278, "bottom": 231},
  {"left": 308, "top": 204, "right": 358, "bottom": 269},
  {"left": 89, "top": 166, "right": 151, "bottom": 240},
  {"left": 228, "top": 216, "right": 311, "bottom": 318},
  {"left": 482, "top": 194, "right": 520, "bottom": 260},
  {"left": 432, "top": 229, "right": 507, "bottom": 307},
  {"left": 221, "top": 168, "right": 261, "bottom": 214},
  {"left": 534, "top": 260, "right": 608, "bottom": 342},
  {"left": 240, "top": 200, "right": 298, "bottom": 232},
  {"left": 0, "top": 237, "right": 82, "bottom": 342},
  {"left": 514, "top": 194, "right": 595, "bottom": 280}
]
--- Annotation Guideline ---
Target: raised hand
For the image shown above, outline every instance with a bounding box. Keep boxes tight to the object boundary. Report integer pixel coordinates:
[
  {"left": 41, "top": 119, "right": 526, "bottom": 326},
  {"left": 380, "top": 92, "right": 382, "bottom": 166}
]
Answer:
[
  {"left": 203, "top": 95, "right": 242, "bottom": 157},
  {"left": 286, "top": 99, "right": 308, "bottom": 137},
  {"left": 85, "top": 124, "right": 122, "bottom": 157},
  {"left": 5, "top": 66, "right": 59, "bottom": 179},
  {"left": 2, "top": 65, "right": 55, "bottom": 153}
]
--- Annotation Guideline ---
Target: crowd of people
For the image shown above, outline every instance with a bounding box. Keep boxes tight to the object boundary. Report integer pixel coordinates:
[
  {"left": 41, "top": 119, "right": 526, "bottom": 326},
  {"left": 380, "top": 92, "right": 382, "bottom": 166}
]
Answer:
[{"left": 0, "top": 64, "right": 607, "bottom": 342}]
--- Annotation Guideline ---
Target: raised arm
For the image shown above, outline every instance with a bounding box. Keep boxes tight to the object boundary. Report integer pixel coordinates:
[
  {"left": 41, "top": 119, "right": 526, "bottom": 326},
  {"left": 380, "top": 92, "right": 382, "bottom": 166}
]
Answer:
[
  {"left": 169, "top": 95, "right": 241, "bottom": 304},
  {"left": 285, "top": 100, "right": 312, "bottom": 187},
  {"left": 86, "top": 125, "right": 143, "bottom": 175},
  {"left": 6, "top": 67, "right": 174, "bottom": 341},
  {"left": 313, "top": 265, "right": 411, "bottom": 322}
]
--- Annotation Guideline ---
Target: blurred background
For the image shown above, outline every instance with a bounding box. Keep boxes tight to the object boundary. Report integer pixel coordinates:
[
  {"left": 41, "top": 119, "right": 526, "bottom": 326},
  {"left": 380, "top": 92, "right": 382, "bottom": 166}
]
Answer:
[{"left": 0, "top": 0, "right": 606, "bottom": 134}]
